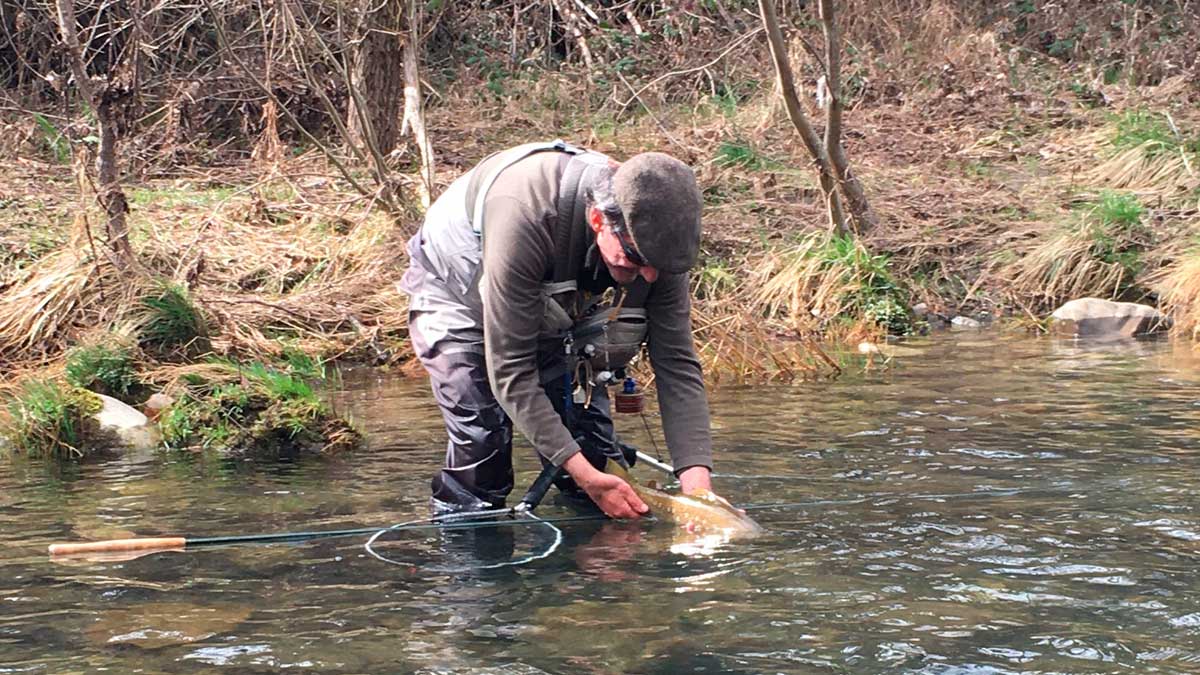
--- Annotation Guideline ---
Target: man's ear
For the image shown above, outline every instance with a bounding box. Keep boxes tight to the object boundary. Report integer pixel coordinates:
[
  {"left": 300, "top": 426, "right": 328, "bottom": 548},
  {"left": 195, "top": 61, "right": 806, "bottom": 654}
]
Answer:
[{"left": 586, "top": 205, "right": 604, "bottom": 233}]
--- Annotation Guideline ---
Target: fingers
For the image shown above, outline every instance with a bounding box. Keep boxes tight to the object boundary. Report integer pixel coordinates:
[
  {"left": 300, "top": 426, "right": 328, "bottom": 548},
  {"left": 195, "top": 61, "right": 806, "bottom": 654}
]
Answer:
[
  {"left": 601, "top": 482, "right": 648, "bottom": 519},
  {"left": 621, "top": 482, "right": 650, "bottom": 515}
]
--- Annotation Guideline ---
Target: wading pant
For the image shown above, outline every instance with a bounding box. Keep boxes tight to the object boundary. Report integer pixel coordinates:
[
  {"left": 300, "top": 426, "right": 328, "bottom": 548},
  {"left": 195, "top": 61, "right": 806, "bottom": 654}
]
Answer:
[{"left": 410, "top": 313, "right": 634, "bottom": 510}]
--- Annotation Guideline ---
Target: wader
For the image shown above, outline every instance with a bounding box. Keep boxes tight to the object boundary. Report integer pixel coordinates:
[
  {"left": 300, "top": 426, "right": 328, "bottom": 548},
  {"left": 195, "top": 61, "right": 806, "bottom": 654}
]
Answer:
[{"left": 402, "top": 142, "right": 644, "bottom": 511}]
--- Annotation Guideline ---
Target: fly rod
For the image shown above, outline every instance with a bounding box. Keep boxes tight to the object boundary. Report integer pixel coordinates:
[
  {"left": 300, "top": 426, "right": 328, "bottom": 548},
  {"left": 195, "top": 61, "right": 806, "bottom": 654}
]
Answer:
[{"left": 49, "top": 463, "right": 582, "bottom": 559}]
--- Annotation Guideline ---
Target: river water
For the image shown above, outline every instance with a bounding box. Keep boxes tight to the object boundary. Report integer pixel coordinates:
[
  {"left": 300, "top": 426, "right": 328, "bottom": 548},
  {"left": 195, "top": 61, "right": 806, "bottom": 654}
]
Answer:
[{"left": 3, "top": 333, "right": 1200, "bottom": 673}]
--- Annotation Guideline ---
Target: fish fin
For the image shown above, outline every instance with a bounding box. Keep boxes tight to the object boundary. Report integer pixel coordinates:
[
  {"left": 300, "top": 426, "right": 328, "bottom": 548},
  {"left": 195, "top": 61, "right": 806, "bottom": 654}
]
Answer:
[{"left": 604, "top": 458, "right": 632, "bottom": 482}]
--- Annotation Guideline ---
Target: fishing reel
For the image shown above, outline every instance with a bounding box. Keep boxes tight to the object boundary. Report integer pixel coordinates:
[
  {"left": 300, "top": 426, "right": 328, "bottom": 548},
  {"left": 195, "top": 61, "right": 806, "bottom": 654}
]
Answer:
[{"left": 613, "top": 376, "right": 644, "bottom": 414}]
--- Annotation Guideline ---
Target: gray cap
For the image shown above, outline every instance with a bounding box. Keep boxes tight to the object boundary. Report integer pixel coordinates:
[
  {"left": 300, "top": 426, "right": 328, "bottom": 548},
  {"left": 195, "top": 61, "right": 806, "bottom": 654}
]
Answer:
[{"left": 612, "top": 152, "right": 702, "bottom": 275}]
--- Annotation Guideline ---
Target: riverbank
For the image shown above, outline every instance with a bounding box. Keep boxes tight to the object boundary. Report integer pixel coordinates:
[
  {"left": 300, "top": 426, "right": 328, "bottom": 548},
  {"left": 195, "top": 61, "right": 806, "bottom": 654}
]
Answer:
[{"left": 2, "top": 8, "right": 1198, "bottom": 457}]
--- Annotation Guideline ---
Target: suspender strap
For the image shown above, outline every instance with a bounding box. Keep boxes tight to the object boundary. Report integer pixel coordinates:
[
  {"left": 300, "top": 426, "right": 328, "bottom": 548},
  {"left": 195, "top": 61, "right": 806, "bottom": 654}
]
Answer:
[
  {"left": 470, "top": 139, "right": 585, "bottom": 236},
  {"left": 552, "top": 152, "right": 608, "bottom": 285}
]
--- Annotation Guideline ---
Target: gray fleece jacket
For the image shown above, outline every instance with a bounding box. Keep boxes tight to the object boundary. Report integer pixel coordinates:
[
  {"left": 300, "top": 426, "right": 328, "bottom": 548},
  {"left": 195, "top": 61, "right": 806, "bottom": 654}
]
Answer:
[{"left": 400, "top": 149, "right": 713, "bottom": 473}]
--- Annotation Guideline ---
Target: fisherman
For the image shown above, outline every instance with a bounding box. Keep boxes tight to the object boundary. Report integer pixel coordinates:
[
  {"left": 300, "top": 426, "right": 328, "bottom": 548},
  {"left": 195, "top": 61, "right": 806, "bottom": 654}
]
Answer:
[{"left": 399, "top": 140, "right": 722, "bottom": 519}]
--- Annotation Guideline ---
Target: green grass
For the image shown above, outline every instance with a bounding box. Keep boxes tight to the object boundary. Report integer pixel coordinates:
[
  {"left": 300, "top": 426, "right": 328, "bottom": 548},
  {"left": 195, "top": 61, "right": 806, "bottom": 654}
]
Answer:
[
  {"left": 1112, "top": 109, "right": 1200, "bottom": 158},
  {"left": 818, "top": 234, "right": 913, "bottom": 334},
  {"left": 1074, "top": 190, "right": 1149, "bottom": 288},
  {"left": 694, "top": 260, "right": 738, "bottom": 300},
  {"left": 714, "top": 140, "right": 784, "bottom": 171},
  {"left": 160, "top": 358, "right": 356, "bottom": 455},
  {"left": 1089, "top": 197, "right": 1144, "bottom": 276},
  {"left": 127, "top": 185, "right": 236, "bottom": 209},
  {"left": 139, "top": 283, "right": 209, "bottom": 355},
  {"left": 64, "top": 342, "right": 140, "bottom": 398},
  {"left": 759, "top": 233, "right": 913, "bottom": 335},
  {"left": 31, "top": 113, "right": 70, "bottom": 165},
  {"left": 1091, "top": 190, "right": 1145, "bottom": 229},
  {"left": 1, "top": 381, "right": 103, "bottom": 459}
]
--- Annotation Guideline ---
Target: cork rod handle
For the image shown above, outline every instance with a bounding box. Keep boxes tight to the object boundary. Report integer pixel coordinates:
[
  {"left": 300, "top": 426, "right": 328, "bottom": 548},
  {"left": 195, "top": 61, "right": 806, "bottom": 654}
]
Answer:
[{"left": 48, "top": 537, "right": 188, "bottom": 556}]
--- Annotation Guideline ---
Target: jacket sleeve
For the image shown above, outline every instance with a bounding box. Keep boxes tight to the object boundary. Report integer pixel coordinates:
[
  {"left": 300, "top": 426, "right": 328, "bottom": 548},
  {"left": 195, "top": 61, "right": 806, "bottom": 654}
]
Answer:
[
  {"left": 644, "top": 272, "right": 713, "bottom": 472},
  {"left": 479, "top": 196, "right": 582, "bottom": 466}
]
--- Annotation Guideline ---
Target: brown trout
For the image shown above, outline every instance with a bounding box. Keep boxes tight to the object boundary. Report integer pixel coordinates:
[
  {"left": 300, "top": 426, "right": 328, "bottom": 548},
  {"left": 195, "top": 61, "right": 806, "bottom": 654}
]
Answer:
[{"left": 605, "top": 460, "right": 764, "bottom": 537}]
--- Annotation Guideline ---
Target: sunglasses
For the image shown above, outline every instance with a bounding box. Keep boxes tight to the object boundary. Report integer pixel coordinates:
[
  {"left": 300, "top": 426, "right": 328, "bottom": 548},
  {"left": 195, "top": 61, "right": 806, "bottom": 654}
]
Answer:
[{"left": 609, "top": 221, "right": 648, "bottom": 267}]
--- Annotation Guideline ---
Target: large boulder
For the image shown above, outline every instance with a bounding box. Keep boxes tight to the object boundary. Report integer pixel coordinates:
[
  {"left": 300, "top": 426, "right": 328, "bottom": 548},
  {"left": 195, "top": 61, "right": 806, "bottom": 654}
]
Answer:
[
  {"left": 93, "top": 393, "right": 162, "bottom": 450},
  {"left": 1050, "top": 298, "right": 1172, "bottom": 338}
]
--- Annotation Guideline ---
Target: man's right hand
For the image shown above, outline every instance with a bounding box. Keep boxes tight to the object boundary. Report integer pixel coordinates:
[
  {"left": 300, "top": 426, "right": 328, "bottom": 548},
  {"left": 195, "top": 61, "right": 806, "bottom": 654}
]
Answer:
[{"left": 563, "top": 453, "right": 649, "bottom": 519}]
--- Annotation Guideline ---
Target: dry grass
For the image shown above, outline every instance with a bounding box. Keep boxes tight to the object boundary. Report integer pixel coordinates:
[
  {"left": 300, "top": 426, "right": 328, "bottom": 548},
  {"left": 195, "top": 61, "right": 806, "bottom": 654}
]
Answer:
[
  {"left": 0, "top": 239, "right": 151, "bottom": 364},
  {"left": 1002, "top": 228, "right": 1130, "bottom": 310},
  {"left": 1151, "top": 250, "right": 1200, "bottom": 341},
  {"left": 0, "top": 158, "right": 414, "bottom": 373},
  {"left": 690, "top": 306, "right": 842, "bottom": 384},
  {"left": 750, "top": 235, "right": 850, "bottom": 326},
  {"left": 1084, "top": 140, "right": 1200, "bottom": 199}
]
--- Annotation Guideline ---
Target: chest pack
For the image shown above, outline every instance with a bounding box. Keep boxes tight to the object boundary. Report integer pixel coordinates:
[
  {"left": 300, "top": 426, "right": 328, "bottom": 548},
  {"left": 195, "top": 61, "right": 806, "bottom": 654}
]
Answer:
[{"left": 467, "top": 140, "right": 650, "bottom": 381}]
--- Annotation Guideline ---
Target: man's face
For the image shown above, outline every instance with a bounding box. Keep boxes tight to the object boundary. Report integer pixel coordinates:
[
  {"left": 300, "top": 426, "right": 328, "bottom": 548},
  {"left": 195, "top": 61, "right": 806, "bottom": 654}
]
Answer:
[{"left": 589, "top": 206, "right": 659, "bottom": 285}]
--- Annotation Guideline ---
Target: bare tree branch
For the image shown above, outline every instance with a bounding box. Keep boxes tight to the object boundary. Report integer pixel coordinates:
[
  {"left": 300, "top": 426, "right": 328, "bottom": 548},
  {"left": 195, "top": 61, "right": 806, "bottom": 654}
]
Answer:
[
  {"left": 55, "top": 0, "right": 134, "bottom": 267},
  {"left": 818, "top": 0, "right": 877, "bottom": 233},
  {"left": 402, "top": 0, "right": 434, "bottom": 207},
  {"left": 757, "top": 0, "right": 846, "bottom": 235}
]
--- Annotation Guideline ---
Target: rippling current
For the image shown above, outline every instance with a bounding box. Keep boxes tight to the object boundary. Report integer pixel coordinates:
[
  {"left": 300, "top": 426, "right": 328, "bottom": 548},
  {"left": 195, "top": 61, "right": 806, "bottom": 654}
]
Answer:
[{"left": 3, "top": 333, "right": 1200, "bottom": 673}]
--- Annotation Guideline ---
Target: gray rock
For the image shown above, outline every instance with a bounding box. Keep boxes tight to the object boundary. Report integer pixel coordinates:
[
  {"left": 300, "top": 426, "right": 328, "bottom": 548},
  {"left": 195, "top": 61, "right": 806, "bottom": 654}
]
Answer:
[
  {"left": 912, "top": 303, "right": 930, "bottom": 317},
  {"left": 1050, "top": 298, "right": 1171, "bottom": 339},
  {"left": 93, "top": 393, "right": 162, "bottom": 450},
  {"left": 951, "top": 316, "right": 983, "bottom": 329}
]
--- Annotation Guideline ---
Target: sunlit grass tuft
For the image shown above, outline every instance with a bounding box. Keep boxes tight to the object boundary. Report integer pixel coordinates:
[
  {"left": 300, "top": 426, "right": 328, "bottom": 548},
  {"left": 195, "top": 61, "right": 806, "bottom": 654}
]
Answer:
[
  {"left": 64, "top": 340, "right": 141, "bottom": 398},
  {"left": 750, "top": 233, "right": 912, "bottom": 335},
  {"left": 1004, "top": 191, "right": 1150, "bottom": 309},
  {"left": 1112, "top": 109, "right": 1199, "bottom": 157},
  {"left": 715, "top": 140, "right": 776, "bottom": 171},
  {"left": 1085, "top": 110, "right": 1200, "bottom": 198}
]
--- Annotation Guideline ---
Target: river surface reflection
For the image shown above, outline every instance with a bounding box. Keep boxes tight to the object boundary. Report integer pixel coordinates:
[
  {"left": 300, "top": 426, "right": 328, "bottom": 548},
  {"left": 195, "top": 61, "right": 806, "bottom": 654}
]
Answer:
[{"left": 3, "top": 333, "right": 1200, "bottom": 673}]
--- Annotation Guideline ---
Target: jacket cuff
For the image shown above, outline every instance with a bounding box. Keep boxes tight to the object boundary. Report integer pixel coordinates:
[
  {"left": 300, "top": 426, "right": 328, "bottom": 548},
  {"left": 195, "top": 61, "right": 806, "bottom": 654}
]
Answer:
[
  {"left": 671, "top": 460, "right": 713, "bottom": 477},
  {"left": 546, "top": 441, "right": 582, "bottom": 467}
]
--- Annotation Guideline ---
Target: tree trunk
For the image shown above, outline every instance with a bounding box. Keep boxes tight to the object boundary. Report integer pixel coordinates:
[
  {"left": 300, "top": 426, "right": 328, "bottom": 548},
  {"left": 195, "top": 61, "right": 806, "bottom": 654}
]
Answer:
[
  {"left": 346, "top": 0, "right": 404, "bottom": 155},
  {"left": 95, "top": 99, "right": 132, "bottom": 260},
  {"left": 817, "top": 0, "right": 878, "bottom": 234},
  {"left": 757, "top": 0, "right": 847, "bottom": 236},
  {"left": 55, "top": 0, "right": 133, "bottom": 267},
  {"left": 402, "top": 0, "right": 434, "bottom": 207}
]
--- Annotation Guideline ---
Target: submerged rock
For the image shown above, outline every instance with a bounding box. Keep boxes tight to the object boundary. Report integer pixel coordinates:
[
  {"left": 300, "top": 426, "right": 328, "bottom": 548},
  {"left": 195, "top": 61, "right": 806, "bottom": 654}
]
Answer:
[
  {"left": 951, "top": 316, "right": 983, "bottom": 329},
  {"left": 1050, "top": 298, "right": 1171, "bottom": 339},
  {"left": 92, "top": 393, "right": 162, "bottom": 450}
]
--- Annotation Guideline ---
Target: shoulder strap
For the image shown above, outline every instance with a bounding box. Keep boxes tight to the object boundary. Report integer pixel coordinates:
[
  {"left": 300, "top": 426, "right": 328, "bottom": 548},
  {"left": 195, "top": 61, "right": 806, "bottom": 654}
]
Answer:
[
  {"left": 551, "top": 152, "right": 609, "bottom": 284},
  {"left": 470, "top": 139, "right": 585, "bottom": 236}
]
